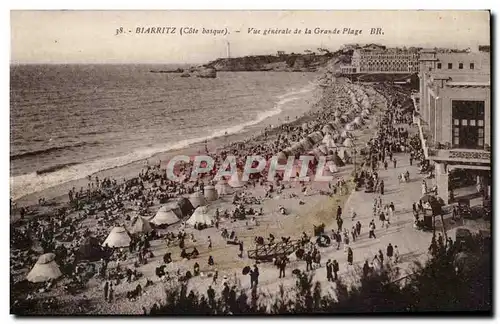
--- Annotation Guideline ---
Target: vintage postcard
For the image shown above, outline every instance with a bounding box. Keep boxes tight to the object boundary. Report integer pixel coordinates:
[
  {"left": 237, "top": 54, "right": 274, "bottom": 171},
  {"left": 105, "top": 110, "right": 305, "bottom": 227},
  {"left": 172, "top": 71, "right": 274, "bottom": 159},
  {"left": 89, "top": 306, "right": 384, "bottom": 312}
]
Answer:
[{"left": 10, "top": 10, "right": 491, "bottom": 315}]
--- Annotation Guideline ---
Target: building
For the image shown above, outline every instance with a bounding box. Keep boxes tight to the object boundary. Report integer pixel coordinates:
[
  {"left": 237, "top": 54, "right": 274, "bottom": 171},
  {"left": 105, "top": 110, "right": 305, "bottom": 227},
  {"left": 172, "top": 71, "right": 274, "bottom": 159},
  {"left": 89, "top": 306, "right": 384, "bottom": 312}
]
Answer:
[
  {"left": 350, "top": 47, "right": 420, "bottom": 74},
  {"left": 416, "top": 49, "right": 491, "bottom": 203}
]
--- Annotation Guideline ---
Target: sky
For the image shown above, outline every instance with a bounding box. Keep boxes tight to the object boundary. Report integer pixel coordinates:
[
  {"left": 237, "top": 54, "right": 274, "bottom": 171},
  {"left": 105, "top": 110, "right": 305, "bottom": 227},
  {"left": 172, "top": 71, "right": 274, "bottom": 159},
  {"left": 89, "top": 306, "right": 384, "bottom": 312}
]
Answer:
[{"left": 10, "top": 10, "right": 490, "bottom": 64}]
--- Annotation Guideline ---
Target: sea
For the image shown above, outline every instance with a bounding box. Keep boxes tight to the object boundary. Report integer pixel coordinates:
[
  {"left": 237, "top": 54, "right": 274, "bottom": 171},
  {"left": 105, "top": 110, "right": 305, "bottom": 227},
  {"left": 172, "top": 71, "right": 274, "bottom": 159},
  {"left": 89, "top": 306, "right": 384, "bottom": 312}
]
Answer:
[{"left": 10, "top": 64, "right": 319, "bottom": 200}]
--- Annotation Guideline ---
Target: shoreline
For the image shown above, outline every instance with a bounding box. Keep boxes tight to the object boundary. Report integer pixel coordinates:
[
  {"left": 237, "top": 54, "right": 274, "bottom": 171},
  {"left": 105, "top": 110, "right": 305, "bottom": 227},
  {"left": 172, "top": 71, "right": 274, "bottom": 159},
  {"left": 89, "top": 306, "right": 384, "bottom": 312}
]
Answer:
[{"left": 12, "top": 77, "right": 322, "bottom": 208}]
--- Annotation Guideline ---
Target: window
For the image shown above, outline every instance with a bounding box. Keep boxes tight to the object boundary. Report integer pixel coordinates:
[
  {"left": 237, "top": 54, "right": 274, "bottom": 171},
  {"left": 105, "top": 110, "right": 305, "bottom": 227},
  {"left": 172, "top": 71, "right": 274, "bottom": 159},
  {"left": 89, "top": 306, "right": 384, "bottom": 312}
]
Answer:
[
  {"left": 459, "top": 63, "right": 463, "bottom": 69},
  {"left": 448, "top": 63, "right": 453, "bottom": 69},
  {"left": 452, "top": 100, "right": 485, "bottom": 149},
  {"left": 437, "top": 63, "right": 442, "bottom": 69},
  {"left": 470, "top": 63, "right": 475, "bottom": 69}
]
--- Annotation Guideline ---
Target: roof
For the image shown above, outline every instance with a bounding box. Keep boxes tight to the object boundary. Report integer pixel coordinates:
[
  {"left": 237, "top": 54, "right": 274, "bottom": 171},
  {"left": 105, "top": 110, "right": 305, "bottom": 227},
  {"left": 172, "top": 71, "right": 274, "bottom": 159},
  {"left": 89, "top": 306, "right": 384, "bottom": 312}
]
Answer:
[{"left": 446, "top": 81, "right": 490, "bottom": 88}]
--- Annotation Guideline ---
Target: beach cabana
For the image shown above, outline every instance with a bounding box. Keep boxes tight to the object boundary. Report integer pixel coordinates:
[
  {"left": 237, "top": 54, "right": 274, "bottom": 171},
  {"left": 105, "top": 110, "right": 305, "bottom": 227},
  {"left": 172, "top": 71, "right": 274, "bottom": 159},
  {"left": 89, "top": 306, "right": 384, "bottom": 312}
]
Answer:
[
  {"left": 77, "top": 237, "right": 107, "bottom": 262},
  {"left": 204, "top": 185, "right": 219, "bottom": 202},
  {"left": 26, "top": 253, "right": 62, "bottom": 283},
  {"left": 189, "top": 191, "right": 207, "bottom": 208},
  {"left": 186, "top": 206, "right": 215, "bottom": 226},
  {"left": 151, "top": 205, "right": 181, "bottom": 226},
  {"left": 307, "top": 131, "right": 324, "bottom": 145},
  {"left": 102, "top": 227, "right": 131, "bottom": 248},
  {"left": 177, "top": 198, "right": 195, "bottom": 218},
  {"left": 215, "top": 179, "right": 230, "bottom": 196},
  {"left": 299, "top": 138, "right": 314, "bottom": 151},
  {"left": 345, "top": 123, "right": 354, "bottom": 131},
  {"left": 129, "top": 216, "right": 153, "bottom": 234},
  {"left": 162, "top": 201, "right": 183, "bottom": 219},
  {"left": 228, "top": 173, "right": 245, "bottom": 188}
]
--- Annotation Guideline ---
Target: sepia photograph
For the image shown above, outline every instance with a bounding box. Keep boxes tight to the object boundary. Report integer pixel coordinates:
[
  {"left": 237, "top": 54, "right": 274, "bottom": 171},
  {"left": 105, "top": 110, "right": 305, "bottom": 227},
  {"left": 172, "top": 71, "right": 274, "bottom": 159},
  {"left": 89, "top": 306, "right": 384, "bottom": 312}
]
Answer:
[{"left": 9, "top": 10, "right": 492, "bottom": 315}]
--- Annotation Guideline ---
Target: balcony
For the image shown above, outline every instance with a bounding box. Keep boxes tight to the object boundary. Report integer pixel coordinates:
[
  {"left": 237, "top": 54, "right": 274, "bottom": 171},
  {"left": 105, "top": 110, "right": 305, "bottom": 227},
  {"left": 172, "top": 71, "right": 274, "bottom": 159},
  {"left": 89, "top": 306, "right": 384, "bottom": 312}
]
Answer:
[{"left": 428, "top": 146, "right": 491, "bottom": 165}]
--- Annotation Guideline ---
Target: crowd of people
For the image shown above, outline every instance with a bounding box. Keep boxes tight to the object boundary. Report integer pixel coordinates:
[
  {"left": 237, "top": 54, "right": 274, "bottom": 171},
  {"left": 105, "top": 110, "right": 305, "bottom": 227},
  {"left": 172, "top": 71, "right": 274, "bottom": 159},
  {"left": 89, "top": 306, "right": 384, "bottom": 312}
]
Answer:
[{"left": 11, "top": 78, "right": 428, "bottom": 314}]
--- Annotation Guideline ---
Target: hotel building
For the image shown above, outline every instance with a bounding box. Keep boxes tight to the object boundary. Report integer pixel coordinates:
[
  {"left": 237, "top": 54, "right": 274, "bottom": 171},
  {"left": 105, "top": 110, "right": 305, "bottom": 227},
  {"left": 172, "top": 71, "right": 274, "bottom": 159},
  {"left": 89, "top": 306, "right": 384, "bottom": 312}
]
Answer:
[
  {"left": 347, "top": 48, "right": 420, "bottom": 74},
  {"left": 415, "top": 49, "right": 491, "bottom": 203}
]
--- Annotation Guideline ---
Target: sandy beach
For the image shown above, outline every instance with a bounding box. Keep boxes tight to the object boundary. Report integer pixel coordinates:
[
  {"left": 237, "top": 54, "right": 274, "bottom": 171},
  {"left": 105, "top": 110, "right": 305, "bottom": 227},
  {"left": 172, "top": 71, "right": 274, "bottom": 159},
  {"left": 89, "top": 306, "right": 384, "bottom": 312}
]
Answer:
[{"left": 11, "top": 74, "right": 395, "bottom": 315}]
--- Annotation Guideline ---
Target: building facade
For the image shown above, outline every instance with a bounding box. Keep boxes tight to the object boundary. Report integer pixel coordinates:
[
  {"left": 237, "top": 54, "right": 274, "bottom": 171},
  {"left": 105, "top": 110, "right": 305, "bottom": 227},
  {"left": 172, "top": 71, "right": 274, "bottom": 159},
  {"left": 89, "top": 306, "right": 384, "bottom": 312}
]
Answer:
[
  {"left": 416, "top": 49, "right": 491, "bottom": 203},
  {"left": 350, "top": 48, "right": 419, "bottom": 73}
]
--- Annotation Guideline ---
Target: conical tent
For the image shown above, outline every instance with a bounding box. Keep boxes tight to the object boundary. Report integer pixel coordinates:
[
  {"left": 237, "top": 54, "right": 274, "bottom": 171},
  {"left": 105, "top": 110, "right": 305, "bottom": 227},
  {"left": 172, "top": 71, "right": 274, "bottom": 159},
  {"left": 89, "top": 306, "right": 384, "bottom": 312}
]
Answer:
[
  {"left": 322, "top": 134, "right": 337, "bottom": 148},
  {"left": 26, "top": 253, "right": 62, "bottom": 283},
  {"left": 177, "top": 198, "right": 195, "bottom": 218},
  {"left": 215, "top": 179, "right": 230, "bottom": 196},
  {"left": 186, "top": 206, "right": 215, "bottom": 226},
  {"left": 129, "top": 216, "right": 153, "bottom": 234},
  {"left": 189, "top": 191, "right": 207, "bottom": 208},
  {"left": 102, "top": 227, "right": 131, "bottom": 248},
  {"left": 204, "top": 185, "right": 219, "bottom": 202},
  {"left": 151, "top": 206, "right": 180, "bottom": 226},
  {"left": 163, "top": 201, "right": 183, "bottom": 219},
  {"left": 345, "top": 123, "right": 354, "bottom": 131},
  {"left": 77, "top": 237, "right": 107, "bottom": 262},
  {"left": 227, "top": 173, "right": 244, "bottom": 188}
]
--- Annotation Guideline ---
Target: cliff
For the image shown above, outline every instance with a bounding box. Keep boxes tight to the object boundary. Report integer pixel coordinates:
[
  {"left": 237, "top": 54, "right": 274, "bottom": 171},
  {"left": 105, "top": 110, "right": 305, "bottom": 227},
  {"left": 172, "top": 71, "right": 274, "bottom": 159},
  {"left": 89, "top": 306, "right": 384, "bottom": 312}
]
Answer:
[{"left": 205, "top": 52, "right": 335, "bottom": 72}]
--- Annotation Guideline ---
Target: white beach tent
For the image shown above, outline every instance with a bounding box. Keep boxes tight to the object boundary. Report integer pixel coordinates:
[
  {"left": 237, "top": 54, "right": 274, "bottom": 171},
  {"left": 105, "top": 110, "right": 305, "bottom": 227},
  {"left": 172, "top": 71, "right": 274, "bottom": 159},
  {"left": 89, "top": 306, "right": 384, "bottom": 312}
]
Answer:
[
  {"left": 322, "top": 134, "right": 337, "bottom": 148},
  {"left": 162, "top": 201, "right": 183, "bottom": 219},
  {"left": 26, "top": 253, "right": 62, "bottom": 283},
  {"left": 215, "top": 179, "right": 230, "bottom": 196},
  {"left": 129, "top": 216, "right": 153, "bottom": 234},
  {"left": 204, "top": 185, "right": 219, "bottom": 202},
  {"left": 150, "top": 205, "right": 180, "bottom": 226},
  {"left": 227, "top": 173, "right": 245, "bottom": 188},
  {"left": 186, "top": 206, "right": 215, "bottom": 226},
  {"left": 102, "top": 227, "right": 131, "bottom": 248},
  {"left": 189, "top": 191, "right": 207, "bottom": 208}
]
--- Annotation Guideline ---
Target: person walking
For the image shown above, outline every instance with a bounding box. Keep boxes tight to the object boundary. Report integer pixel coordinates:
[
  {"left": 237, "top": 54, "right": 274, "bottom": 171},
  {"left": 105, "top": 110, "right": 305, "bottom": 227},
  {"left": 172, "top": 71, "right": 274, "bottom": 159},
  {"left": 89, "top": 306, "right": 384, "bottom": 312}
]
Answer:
[
  {"left": 208, "top": 236, "right": 212, "bottom": 249},
  {"left": 394, "top": 245, "right": 400, "bottom": 264},
  {"left": 250, "top": 264, "right": 259, "bottom": 288},
  {"left": 108, "top": 283, "right": 114, "bottom": 303},
  {"left": 238, "top": 241, "right": 244, "bottom": 258},
  {"left": 363, "top": 260, "right": 370, "bottom": 277},
  {"left": 384, "top": 160, "right": 388, "bottom": 170},
  {"left": 337, "top": 217, "right": 343, "bottom": 232},
  {"left": 305, "top": 252, "right": 313, "bottom": 271},
  {"left": 393, "top": 158, "right": 397, "bottom": 169},
  {"left": 336, "top": 206, "right": 342, "bottom": 219},
  {"left": 356, "top": 221, "right": 361, "bottom": 236},
  {"left": 379, "top": 179, "right": 384, "bottom": 195},
  {"left": 335, "top": 231, "right": 342, "bottom": 250},
  {"left": 326, "top": 259, "right": 333, "bottom": 282},
  {"left": 103, "top": 281, "right": 109, "bottom": 301},
  {"left": 347, "top": 248, "right": 353, "bottom": 266},
  {"left": 369, "top": 220, "right": 376, "bottom": 239},
  {"left": 378, "top": 249, "right": 384, "bottom": 267},
  {"left": 278, "top": 257, "right": 287, "bottom": 278},
  {"left": 386, "top": 243, "right": 394, "bottom": 263},
  {"left": 332, "top": 259, "right": 339, "bottom": 280}
]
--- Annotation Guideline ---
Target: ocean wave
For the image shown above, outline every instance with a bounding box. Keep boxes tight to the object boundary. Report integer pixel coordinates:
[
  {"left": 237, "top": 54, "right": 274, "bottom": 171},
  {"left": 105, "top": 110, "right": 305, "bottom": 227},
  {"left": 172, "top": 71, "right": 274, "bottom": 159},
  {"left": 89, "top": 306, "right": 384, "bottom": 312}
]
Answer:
[
  {"left": 10, "top": 83, "right": 316, "bottom": 201},
  {"left": 36, "top": 162, "right": 80, "bottom": 175},
  {"left": 10, "top": 141, "right": 101, "bottom": 161}
]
